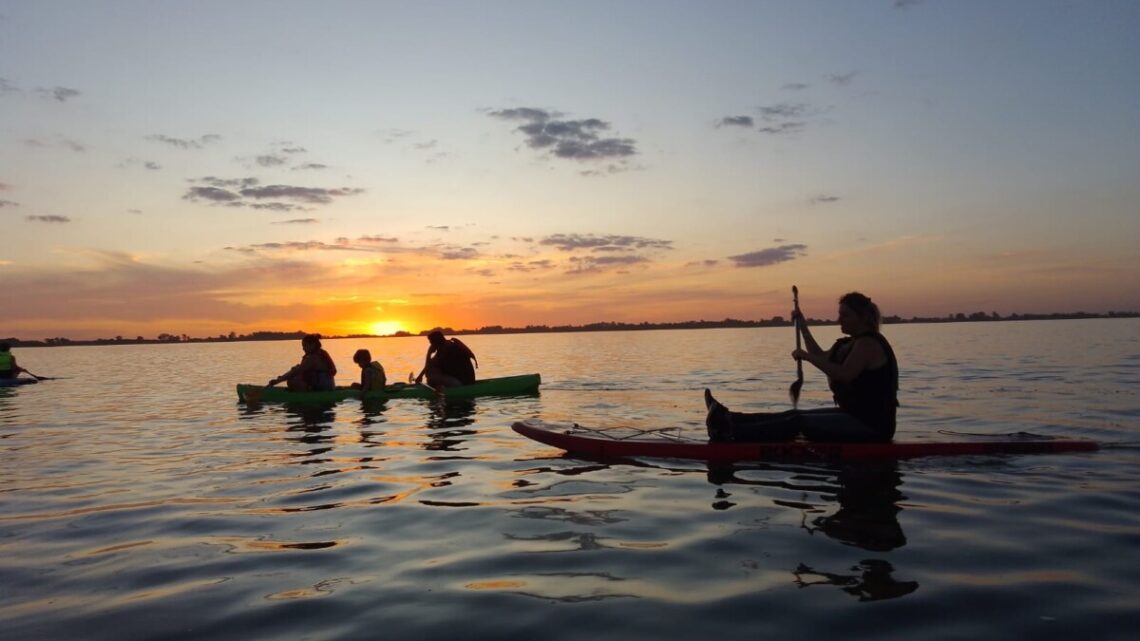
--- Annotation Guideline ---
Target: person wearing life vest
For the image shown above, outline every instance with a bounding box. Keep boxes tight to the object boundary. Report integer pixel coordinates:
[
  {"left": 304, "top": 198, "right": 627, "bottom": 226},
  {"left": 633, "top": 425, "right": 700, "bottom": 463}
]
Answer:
[
  {"left": 705, "top": 292, "right": 899, "bottom": 443},
  {"left": 267, "top": 334, "right": 338, "bottom": 391},
  {"left": 0, "top": 342, "right": 30, "bottom": 379},
  {"left": 350, "top": 348, "right": 387, "bottom": 395},
  {"left": 415, "top": 330, "right": 477, "bottom": 388}
]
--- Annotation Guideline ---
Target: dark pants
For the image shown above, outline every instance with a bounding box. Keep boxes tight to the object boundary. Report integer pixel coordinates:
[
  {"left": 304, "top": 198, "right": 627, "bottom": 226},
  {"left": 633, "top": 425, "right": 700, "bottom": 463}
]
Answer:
[{"left": 724, "top": 407, "right": 881, "bottom": 443}]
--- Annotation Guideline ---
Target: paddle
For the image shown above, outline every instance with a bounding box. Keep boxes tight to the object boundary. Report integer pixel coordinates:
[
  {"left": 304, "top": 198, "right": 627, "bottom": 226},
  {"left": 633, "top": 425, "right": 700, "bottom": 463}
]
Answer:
[
  {"left": 23, "top": 370, "right": 55, "bottom": 381},
  {"left": 789, "top": 285, "right": 803, "bottom": 408}
]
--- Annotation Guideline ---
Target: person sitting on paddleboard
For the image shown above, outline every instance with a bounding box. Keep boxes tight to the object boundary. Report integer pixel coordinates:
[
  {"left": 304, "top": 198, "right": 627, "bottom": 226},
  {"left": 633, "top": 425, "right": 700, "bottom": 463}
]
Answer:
[
  {"left": 267, "top": 334, "right": 338, "bottom": 391},
  {"left": 0, "top": 342, "right": 30, "bottom": 380},
  {"left": 705, "top": 291, "right": 899, "bottom": 443},
  {"left": 350, "top": 348, "right": 387, "bottom": 393},
  {"left": 415, "top": 330, "right": 477, "bottom": 389}
]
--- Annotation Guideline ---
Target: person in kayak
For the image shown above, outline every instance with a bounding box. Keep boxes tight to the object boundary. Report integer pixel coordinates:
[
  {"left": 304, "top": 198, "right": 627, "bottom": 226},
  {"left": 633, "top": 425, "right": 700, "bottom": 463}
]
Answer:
[
  {"left": 266, "top": 334, "right": 338, "bottom": 391},
  {"left": 350, "top": 348, "right": 387, "bottom": 393},
  {"left": 705, "top": 291, "right": 898, "bottom": 443},
  {"left": 415, "top": 330, "right": 477, "bottom": 388},
  {"left": 0, "top": 342, "right": 30, "bottom": 380}
]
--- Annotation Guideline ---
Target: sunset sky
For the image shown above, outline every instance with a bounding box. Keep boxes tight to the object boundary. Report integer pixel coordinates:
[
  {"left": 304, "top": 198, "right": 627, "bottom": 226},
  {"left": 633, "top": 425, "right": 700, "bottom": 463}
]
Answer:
[{"left": 2, "top": 1, "right": 1138, "bottom": 340}]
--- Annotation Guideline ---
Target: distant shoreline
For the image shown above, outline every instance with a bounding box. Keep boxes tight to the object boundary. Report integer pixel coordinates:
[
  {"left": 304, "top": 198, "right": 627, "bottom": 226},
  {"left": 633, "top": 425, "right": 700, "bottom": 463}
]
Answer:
[{"left": 5, "top": 311, "right": 1136, "bottom": 348}]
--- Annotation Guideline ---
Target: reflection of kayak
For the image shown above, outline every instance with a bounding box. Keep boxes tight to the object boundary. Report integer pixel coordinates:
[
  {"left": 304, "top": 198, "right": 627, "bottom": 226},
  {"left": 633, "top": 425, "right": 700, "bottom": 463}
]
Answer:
[
  {"left": 237, "top": 373, "right": 541, "bottom": 404},
  {"left": 0, "top": 378, "right": 39, "bottom": 387},
  {"left": 511, "top": 419, "right": 1099, "bottom": 462}
]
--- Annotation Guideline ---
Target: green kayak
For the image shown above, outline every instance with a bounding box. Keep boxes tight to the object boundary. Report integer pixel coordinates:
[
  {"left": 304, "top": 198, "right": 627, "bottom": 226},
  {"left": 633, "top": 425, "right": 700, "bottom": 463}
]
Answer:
[{"left": 236, "top": 373, "right": 541, "bottom": 404}]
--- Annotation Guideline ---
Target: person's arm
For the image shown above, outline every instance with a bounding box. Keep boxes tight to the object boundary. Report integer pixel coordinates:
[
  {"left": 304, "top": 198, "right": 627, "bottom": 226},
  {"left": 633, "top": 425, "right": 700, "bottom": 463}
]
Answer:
[
  {"left": 791, "top": 309, "right": 824, "bottom": 357},
  {"left": 414, "top": 347, "right": 437, "bottom": 384},
  {"left": 268, "top": 357, "right": 308, "bottom": 387},
  {"left": 796, "top": 336, "right": 884, "bottom": 384}
]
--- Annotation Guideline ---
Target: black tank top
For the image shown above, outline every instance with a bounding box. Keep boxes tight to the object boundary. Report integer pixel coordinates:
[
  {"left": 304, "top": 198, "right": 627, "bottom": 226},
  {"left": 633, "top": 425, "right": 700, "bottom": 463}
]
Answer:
[{"left": 828, "top": 333, "right": 899, "bottom": 440}]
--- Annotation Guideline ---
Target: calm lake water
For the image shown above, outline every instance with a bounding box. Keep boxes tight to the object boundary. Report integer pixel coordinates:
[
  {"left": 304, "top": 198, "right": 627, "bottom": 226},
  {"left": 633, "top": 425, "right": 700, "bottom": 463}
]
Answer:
[{"left": 3, "top": 320, "right": 1138, "bottom": 641}]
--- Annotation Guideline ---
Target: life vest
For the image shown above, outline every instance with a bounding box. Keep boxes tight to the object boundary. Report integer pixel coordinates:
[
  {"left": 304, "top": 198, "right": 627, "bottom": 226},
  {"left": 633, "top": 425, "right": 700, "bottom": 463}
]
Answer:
[
  {"left": 827, "top": 333, "right": 899, "bottom": 440},
  {"left": 0, "top": 352, "right": 12, "bottom": 372},
  {"left": 364, "top": 361, "right": 387, "bottom": 389}
]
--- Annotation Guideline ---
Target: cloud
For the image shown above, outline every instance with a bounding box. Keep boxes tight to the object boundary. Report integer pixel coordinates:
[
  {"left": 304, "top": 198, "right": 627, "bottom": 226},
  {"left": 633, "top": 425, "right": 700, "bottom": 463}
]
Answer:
[
  {"left": 782, "top": 83, "right": 810, "bottom": 91},
  {"left": 0, "top": 199, "right": 18, "bottom": 208},
  {"left": 0, "top": 78, "right": 19, "bottom": 94},
  {"left": 256, "top": 154, "right": 287, "bottom": 167},
  {"left": 38, "top": 86, "right": 80, "bottom": 102},
  {"left": 353, "top": 235, "right": 399, "bottom": 244},
  {"left": 182, "top": 177, "right": 363, "bottom": 209},
  {"left": 147, "top": 134, "right": 222, "bottom": 149},
  {"left": 728, "top": 244, "right": 807, "bottom": 267},
  {"left": 828, "top": 71, "right": 858, "bottom": 86},
  {"left": 240, "top": 184, "right": 364, "bottom": 204},
  {"left": 489, "top": 107, "right": 638, "bottom": 167},
  {"left": 894, "top": 0, "right": 922, "bottom": 9},
  {"left": 809, "top": 194, "right": 841, "bottom": 204},
  {"left": 273, "top": 218, "right": 320, "bottom": 225},
  {"left": 27, "top": 215, "right": 71, "bottom": 223},
  {"left": 119, "top": 158, "right": 162, "bottom": 170},
  {"left": 507, "top": 259, "right": 556, "bottom": 273},
  {"left": 184, "top": 186, "right": 241, "bottom": 203},
  {"left": 293, "top": 163, "right": 328, "bottom": 171},
  {"left": 539, "top": 233, "right": 673, "bottom": 252},
  {"left": 717, "top": 116, "right": 754, "bottom": 128},
  {"left": 567, "top": 254, "right": 649, "bottom": 274},
  {"left": 756, "top": 122, "right": 807, "bottom": 135},
  {"left": 758, "top": 103, "right": 813, "bottom": 120}
]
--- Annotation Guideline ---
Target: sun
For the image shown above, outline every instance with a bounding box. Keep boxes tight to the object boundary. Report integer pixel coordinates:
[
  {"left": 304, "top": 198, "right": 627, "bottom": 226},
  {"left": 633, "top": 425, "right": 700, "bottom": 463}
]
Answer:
[{"left": 368, "top": 320, "right": 407, "bottom": 336}]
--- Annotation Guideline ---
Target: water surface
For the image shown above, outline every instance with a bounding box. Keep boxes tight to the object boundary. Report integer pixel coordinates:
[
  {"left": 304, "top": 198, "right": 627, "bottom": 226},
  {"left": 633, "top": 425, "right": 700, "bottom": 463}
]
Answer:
[{"left": 2, "top": 320, "right": 1138, "bottom": 640}]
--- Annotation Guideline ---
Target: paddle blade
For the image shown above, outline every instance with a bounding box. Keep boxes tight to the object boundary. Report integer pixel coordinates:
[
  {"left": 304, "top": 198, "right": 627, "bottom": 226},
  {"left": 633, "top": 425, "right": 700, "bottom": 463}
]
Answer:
[{"left": 789, "top": 377, "right": 802, "bottom": 408}]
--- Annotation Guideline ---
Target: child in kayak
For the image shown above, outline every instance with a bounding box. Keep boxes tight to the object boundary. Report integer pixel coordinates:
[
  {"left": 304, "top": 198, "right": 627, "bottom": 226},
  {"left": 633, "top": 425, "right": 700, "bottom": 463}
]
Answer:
[
  {"left": 267, "top": 334, "right": 338, "bottom": 391},
  {"left": 705, "top": 291, "right": 899, "bottom": 443},
  {"left": 350, "top": 349, "right": 387, "bottom": 394}
]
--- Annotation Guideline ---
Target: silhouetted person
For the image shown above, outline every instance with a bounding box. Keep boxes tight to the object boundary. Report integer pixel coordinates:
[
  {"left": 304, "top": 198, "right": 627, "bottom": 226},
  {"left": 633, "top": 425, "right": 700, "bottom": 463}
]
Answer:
[
  {"left": 706, "top": 291, "right": 898, "bottom": 442},
  {"left": 350, "top": 348, "right": 387, "bottom": 393},
  {"left": 0, "top": 342, "right": 30, "bottom": 380},
  {"left": 267, "top": 334, "right": 337, "bottom": 391},
  {"left": 415, "top": 330, "right": 477, "bottom": 388}
]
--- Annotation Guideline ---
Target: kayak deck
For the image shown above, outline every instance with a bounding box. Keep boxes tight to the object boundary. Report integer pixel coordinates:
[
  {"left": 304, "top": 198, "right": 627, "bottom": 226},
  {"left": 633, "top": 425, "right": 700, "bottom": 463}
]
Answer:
[
  {"left": 511, "top": 419, "right": 1099, "bottom": 462},
  {"left": 238, "top": 373, "right": 540, "bottom": 403}
]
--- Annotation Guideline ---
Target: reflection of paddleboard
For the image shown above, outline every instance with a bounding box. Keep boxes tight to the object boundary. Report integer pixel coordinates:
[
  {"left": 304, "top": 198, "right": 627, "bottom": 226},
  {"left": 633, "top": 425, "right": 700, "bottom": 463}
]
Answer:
[
  {"left": 511, "top": 419, "right": 1099, "bottom": 462},
  {"left": 0, "top": 378, "right": 39, "bottom": 387},
  {"left": 236, "top": 373, "right": 540, "bottom": 404}
]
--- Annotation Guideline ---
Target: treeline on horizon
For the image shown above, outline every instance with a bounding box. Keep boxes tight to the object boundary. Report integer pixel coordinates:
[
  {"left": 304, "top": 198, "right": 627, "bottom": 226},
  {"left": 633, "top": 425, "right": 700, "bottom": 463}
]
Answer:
[{"left": 5, "top": 310, "right": 1137, "bottom": 348}]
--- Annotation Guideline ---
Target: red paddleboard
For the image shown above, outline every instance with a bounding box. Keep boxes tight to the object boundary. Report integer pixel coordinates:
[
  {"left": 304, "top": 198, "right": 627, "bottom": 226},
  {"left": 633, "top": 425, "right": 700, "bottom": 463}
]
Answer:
[{"left": 511, "top": 419, "right": 1099, "bottom": 462}]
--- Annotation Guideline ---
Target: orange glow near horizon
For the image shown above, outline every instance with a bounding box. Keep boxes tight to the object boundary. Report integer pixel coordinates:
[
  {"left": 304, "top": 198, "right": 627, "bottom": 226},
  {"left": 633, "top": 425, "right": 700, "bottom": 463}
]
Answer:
[{"left": 368, "top": 320, "right": 408, "bottom": 336}]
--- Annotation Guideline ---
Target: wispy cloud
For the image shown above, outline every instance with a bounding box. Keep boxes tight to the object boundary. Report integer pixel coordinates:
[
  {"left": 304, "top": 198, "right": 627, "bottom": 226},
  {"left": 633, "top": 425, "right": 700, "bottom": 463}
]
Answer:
[
  {"left": 716, "top": 116, "right": 754, "bottom": 128},
  {"left": 37, "top": 86, "right": 80, "bottom": 102},
  {"left": 828, "top": 71, "right": 858, "bottom": 86},
  {"left": 147, "top": 134, "right": 222, "bottom": 149},
  {"left": 567, "top": 254, "right": 649, "bottom": 274},
  {"left": 0, "top": 199, "right": 20, "bottom": 208},
  {"left": 182, "top": 177, "right": 363, "bottom": 209},
  {"left": 27, "top": 215, "right": 71, "bottom": 223},
  {"left": 273, "top": 218, "right": 320, "bottom": 225},
  {"left": 809, "top": 194, "right": 841, "bottom": 205},
  {"left": 539, "top": 233, "right": 673, "bottom": 252},
  {"left": 728, "top": 244, "right": 807, "bottom": 267},
  {"left": 255, "top": 154, "right": 287, "bottom": 167},
  {"left": 489, "top": 107, "right": 638, "bottom": 170}
]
